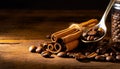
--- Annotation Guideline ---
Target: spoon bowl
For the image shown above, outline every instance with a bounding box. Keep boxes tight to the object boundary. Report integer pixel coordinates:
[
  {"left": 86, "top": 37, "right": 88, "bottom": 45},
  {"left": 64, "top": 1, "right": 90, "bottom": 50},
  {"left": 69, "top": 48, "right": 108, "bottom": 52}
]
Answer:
[{"left": 82, "top": 0, "right": 115, "bottom": 43}]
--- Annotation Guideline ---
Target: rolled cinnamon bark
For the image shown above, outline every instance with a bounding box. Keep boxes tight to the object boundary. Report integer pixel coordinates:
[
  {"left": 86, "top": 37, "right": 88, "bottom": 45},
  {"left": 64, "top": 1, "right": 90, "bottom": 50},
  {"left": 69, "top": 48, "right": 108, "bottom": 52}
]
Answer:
[
  {"left": 51, "top": 19, "right": 98, "bottom": 42},
  {"left": 61, "top": 30, "right": 82, "bottom": 43},
  {"left": 61, "top": 23, "right": 97, "bottom": 43},
  {"left": 47, "top": 42, "right": 62, "bottom": 54},
  {"left": 65, "top": 40, "right": 79, "bottom": 51},
  {"left": 54, "top": 43, "right": 62, "bottom": 53},
  {"left": 78, "top": 19, "right": 98, "bottom": 27},
  {"left": 51, "top": 28, "right": 77, "bottom": 42},
  {"left": 47, "top": 43, "right": 54, "bottom": 51},
  {"left": 69, "top": 19, "right": 98, "bottom": 29}
]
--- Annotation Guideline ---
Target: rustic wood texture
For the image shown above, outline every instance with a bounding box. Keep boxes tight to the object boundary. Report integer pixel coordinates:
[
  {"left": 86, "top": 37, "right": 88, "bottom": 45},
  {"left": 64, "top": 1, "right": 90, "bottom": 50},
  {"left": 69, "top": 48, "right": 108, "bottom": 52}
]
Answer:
[{"left": 0, "top": 10, "right": 115, "bottom": 69}]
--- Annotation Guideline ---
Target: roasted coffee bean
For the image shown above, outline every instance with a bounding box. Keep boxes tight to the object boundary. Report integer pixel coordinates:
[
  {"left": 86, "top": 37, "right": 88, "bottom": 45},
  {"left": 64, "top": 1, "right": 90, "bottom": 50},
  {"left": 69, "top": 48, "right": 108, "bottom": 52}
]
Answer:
[
  {"left": 41, "top": 42, "right": 48, "bottom": 50},
  {"left": 116, "top": 55, "right": 120, "bottom": 60},
  {"left": 46, "top": 34, "right": 51, "bottom": 39},
  {"left": 87, "top": 52, "right": 98, "bottom": 58},
  {"left": 95, "top": 55, "right": 101, "bottom": 60},
  {"left": 82, "top": 32, "right": 87, "bottom": 37},
  {"left": 36, "top": 46, "right": 43, "bottom": 53},
  {"left": 104, "top": 53, "right": 109, "bottom": 57},
  {"left": 112, "top": 12, "right": 120, "bottom": 42},
  {"left": 41, "top": 51, "right": 52, "bottom": 58},
  {"left": 96, "top": 49, "right": 100, "bottom": 53},
  {"left": 87, "top": 36, "right": 94, "bottom": 41},
  {"left": 75, "top": 53, "right": 86, "bottom": 60},
  {"left": 82, "top": 26, "right": 105, "bottom": 41},
  {"left": 110, "top": 52, "right": 116, "bottom": 56},
  {"left": 116, "top": 52, "right": 120, "bottom": 55},
  {"left": 85, "top": 52, "right": 90, "bottom": 56},
  {"left": 88, "top": 31, "right": 97, "bottom": 36},
  {"left": 29, "top": 45, "right": 37, "bottom": 53},
  {"left": 95, "top": 55, "right": 106, "bottom": 61},
  {"left": 57, "top": 52, "right": 67, "bottom": 57},
  {"left": 106, "top": 56, "right": 113, "bottom": 61},
  {"left": 67, "top": 52, "right": 75, "bottom": 58}
]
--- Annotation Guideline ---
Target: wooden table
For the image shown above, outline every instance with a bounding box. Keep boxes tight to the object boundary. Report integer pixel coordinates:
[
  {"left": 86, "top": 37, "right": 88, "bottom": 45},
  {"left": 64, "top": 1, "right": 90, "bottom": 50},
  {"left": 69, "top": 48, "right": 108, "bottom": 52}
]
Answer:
[
  {"left": 0, "top": 10, "right": 118, "bottom": 69},
  {"left": 0, "top": 40, "right": 119, "bottom": 69}
]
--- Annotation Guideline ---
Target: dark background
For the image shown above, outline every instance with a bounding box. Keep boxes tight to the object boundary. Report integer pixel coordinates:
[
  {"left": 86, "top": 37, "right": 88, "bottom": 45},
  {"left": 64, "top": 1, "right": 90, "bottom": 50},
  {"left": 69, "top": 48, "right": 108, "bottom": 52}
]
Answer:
[
  {"left": 0, "top": 0, "right": 109, "bottom": 10},
  {"left": 0, "top": 0, "right": 111, "bottom": 39}
]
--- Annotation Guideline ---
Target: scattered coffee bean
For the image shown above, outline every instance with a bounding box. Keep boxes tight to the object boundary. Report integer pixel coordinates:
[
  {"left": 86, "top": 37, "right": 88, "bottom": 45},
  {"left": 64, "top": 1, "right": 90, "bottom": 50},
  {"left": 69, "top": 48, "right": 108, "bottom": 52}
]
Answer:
[
  {"left": 41, "top": 51, "right": 52, "bottom": 58},
  {"left": 46, "top": 34, "right": 51, "bottom": 39},
  {"left": 29, "top": 45, "right": 37, "bottom": 53},
  {"left": 85, "top": 52, "right": 90, "bottom": 56},
  {"left": 75, "top": 53, "right": 86, "bottom": 60},
  {"left": 67, "top": 52, "right": 75, "bottom": 58},
  {"left": 57, "top": 52, "right": 67, "bottom": 57},
  {"left": 106, "top": 56, "right": 113, "bottom": 61},
  {"left": 110, "top": 52, "right": 116, "bottom": 56},
  {"left": 116, "top": 55, "right": 120, "bottom": 60},
  {"left": 95, "top": 55, "right": 106, "bottom": 61},
  {"left": 104, "top": 53, "right": 109, "bottom": 57},
  {"left": 36, "top": 46, "right": 43, "bottom": 53},
  {"left": 116, "top": 52, "right": 120, "bottom": 55},
  {"left": 87, "top": 52, "right": 98, "bottom": 59}
]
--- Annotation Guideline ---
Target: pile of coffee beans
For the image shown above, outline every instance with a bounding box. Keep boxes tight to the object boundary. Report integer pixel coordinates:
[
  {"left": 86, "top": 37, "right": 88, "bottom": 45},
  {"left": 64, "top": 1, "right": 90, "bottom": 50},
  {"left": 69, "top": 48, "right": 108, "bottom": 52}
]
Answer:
[
  {"left": 82, "top": 26, "right": 104, "bottom": 41},
  {"left": 29, "top": 42, "right": 52, "bottom": 58},
  {"left": 112, "top": 11, "right": 120, "bottom": 42},
  {"left": 28, "top": 37, "right": 120, "bottom": 62}
]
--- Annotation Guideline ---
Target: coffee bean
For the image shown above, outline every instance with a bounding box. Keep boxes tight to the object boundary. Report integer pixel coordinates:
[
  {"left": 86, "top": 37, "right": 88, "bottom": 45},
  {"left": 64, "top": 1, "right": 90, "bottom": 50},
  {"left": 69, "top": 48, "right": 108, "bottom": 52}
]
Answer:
[
  {"left": 29, "top": 45, "right": 37, "bottom": 53},
  {"left": 41, "top": 51, "right": 52, "bottom": 58},
  {"left": 75, "top": 53, "right": 86, "bottom": 60},
  {"left": 116, "top": 52, "right": 120, "bottom": 55},
  {"left": 116, "top": 55, "right": 120, "bottom": 60},
  {"left": 110, "top": 52, "right": 116, "bottom": 56},
  {"left": 85, "top": 52, "right": 90, "bottom": 56},
  {"left": 46, "top": 34, "right": 51, "bottom": 39},
  {"left": 87, "top": 36, "right": 94, "bottom": 41},
  {"left": 88, "top": 31, "right": 97, "bottom": 36},
  {"left": 82, "top": 26, "right": 105, "bottom": 41},
  {"left": 67, "top": 52, "right": 75, "bottom": 58},
  {"left": 104, "top": 53, "right": 109, "bottom": 57},
  {"left": 95, "top": 55, "right": 101, "bottom": 60},
  {"left": 57, "top": 52, "right": 67, "bottom": 57},
  {"left": 36, "top": 46, "right": 43, "bottom": 53},
  {"left": 82, "top": 32, "right": 87, "bottom": 37},
  {"left": 95, "top": 55, "right": 105, "bottom": 61},
  {"left": 106, "top": 56, "right": 113, "bottom": 61},
  {"left": 95, "top": 55, "right": 106, "bottom": 61}
]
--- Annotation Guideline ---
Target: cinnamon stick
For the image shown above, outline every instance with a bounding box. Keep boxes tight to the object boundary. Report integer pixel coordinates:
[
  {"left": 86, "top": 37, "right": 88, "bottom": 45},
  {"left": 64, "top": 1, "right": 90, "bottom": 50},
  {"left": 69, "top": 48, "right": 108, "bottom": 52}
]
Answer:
[
  {"left": 51, "top": 19, "right": 98, "bottom": 42},
  {"left": 65, "top": 40, "right": 79, "bottom": 51},
  {"left": 51, "top": 28, "right": 77, "bottom": 42},
  {"left": 69, "top": 19, "right": 98, "bottom": 29},
  {"left": 78, "top": 19, "right": 98, "bottom": 27},
  {"left": 47, "top": 42, "right": 62, "bottom": 54},
  {"left": 61, "top": 23, "right": 97, "bottom": 43},
  {"left": 61, "top": 30, "right": 82, "bottom": 43}
]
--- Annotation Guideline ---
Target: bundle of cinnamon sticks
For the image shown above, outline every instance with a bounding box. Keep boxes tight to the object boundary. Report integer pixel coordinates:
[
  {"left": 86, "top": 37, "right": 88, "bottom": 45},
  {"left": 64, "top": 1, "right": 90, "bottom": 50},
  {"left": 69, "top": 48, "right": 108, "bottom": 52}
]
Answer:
[{"left": 47, "top": 19, "right": 98, "bottom": 53}]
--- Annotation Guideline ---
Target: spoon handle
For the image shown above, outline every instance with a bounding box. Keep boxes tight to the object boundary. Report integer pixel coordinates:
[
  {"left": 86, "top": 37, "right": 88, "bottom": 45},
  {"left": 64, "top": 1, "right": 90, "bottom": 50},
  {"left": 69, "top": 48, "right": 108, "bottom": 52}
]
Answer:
[{"left": 100, "top": 0, "right": 115, "bottom": 22}]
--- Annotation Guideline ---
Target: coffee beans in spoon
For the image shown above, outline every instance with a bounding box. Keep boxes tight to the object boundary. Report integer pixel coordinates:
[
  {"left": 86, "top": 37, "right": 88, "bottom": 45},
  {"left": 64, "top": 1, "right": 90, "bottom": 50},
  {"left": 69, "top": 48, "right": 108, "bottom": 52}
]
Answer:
[{"left": 82, "top": 26, "right": 104, "bottom": 41}]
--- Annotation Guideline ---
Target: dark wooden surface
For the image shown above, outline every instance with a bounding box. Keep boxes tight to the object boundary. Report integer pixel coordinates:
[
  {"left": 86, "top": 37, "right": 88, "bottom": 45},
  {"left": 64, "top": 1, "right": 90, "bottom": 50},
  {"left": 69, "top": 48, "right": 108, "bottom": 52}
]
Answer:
[
  {"left": 0, "top": 10, "right": 117, "bottom": 69},
  {"left": 0, "top": 9, "right": 104, "bottom": 39},
  {"left": 0, "top": 40, "right": 120, "bottom": 69}
]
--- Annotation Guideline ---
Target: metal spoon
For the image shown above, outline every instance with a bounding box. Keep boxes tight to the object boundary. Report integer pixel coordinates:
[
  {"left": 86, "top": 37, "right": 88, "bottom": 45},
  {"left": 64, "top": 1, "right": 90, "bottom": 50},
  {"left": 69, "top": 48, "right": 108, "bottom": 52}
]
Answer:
[{"left": 82, "top": 0, "right": 115, "bottom": 43}]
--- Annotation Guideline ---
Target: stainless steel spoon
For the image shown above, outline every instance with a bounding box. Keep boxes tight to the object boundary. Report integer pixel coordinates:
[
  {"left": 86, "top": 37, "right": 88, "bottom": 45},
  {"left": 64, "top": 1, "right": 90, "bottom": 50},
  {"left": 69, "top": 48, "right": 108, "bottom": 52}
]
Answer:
[{"left": 82, "top": 0, "right": 115, "bottom": 43}]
